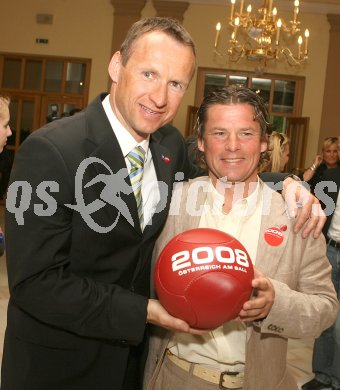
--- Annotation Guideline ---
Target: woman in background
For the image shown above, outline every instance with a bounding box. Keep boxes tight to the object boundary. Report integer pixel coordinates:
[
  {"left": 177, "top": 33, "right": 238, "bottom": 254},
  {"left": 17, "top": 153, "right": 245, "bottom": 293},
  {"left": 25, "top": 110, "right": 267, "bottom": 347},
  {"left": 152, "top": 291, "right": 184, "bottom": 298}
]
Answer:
[
  {"left": 0, "top": 96, "right": 12, "bottom": 152},
  {"left": 303, "top": 136, "right": 340, "bottom": 192},
  {"left": 0, "top": 96, "right": 12, "bottom": 256}
]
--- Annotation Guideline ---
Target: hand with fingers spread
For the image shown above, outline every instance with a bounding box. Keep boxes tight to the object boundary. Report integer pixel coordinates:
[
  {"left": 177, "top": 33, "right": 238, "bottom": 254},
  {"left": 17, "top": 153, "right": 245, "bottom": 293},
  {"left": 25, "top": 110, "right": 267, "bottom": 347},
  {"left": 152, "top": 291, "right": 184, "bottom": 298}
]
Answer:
[
  {"left": 238, "top": 268, "right": 275, "bottom": 322},
  {"left": 282, "top": 177, "right": 326, "bottom": 238}
]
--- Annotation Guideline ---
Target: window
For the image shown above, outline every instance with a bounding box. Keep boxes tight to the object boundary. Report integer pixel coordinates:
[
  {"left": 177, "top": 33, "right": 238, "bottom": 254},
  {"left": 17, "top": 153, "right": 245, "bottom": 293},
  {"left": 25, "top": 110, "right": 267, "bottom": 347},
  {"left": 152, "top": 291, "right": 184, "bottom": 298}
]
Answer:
[
  {"left": 194, "top": 68, "right": 305, "bottom": 133},
  {"left": 0, "top": 52, "right": 91, "bottom": 193},
  {"left": 0, "top": 52, "right": 91, "bottom": 154},
  {"left": 188, "top": 68, "right": 307, "bottom": 171}
]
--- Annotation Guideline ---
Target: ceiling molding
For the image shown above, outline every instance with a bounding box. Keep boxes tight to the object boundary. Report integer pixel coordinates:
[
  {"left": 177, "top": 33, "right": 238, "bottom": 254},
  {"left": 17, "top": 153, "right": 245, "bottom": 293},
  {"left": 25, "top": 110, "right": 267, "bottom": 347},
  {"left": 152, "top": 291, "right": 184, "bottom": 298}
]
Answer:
[{"left": 162, "top": 0, "right": 340, "bottom": 14}]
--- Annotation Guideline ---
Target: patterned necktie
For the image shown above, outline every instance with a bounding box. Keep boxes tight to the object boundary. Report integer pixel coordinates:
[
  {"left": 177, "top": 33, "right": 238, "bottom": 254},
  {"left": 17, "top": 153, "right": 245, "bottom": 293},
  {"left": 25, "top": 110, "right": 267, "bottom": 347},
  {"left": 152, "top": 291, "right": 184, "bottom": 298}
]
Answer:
[{"left": 127, "top": 146, "right": 146, "bottom": 230}]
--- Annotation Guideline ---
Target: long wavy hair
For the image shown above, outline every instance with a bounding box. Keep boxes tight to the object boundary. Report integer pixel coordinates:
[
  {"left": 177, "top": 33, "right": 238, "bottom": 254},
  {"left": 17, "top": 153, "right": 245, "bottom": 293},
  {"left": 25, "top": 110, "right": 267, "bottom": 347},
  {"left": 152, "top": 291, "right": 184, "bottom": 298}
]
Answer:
[{"left": 259, "top": 131, "right": 290, "bottom": 173}]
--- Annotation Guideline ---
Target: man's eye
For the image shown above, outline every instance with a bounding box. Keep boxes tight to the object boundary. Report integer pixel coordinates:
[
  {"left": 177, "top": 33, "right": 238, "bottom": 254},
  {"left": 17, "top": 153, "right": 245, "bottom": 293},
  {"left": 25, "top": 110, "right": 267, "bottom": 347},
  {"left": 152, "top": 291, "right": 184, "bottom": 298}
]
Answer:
[
  {"left": 210, "top": 131, "right": 227, "bottom": 138},
  {"left": 240, "top": 131, "right": 253, "bottom": 137},
  {"left": 170, "top": 81, "right": 182, "bottom": 90},
  {"left": 143, "top": 71, "right": 153, "bottom": 78}
]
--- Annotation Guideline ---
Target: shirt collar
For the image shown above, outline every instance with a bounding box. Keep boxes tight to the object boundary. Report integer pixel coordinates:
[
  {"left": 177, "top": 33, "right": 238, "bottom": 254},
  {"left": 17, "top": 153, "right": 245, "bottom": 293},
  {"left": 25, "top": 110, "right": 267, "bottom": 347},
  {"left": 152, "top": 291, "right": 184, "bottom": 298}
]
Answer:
[
  {"left": 207, "top": 177, "right": 263, "bottom": 218},
  {"left": 102, "top": 94, "right": 150, "bottom": 160}
]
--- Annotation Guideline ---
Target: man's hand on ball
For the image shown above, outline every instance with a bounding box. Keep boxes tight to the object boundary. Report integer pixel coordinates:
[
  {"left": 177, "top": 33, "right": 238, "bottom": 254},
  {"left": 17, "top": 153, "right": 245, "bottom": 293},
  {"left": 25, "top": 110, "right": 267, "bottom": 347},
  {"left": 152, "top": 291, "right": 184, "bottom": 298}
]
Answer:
[
  {"left": 282, "top": 177, "right": 326, "bottom": 238},
  {"left": 238, "top": 269, "right": 275, "bottom": 322},
  {"left": 147, "top": 299, "right": 208, "bottom": 335}
]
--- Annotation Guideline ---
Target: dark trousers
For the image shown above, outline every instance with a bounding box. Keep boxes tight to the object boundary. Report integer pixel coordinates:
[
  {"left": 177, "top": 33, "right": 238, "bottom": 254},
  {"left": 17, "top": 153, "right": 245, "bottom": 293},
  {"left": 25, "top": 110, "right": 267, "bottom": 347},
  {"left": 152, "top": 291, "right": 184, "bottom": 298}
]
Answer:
[{"left": 123, "top": 332, "right": 149, "bottom": 390}]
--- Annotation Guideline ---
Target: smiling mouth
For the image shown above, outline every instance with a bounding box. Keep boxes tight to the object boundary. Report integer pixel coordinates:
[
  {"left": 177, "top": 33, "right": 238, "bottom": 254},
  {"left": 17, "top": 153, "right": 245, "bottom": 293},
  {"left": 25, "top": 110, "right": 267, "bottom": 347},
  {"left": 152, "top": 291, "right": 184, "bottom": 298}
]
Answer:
[
  {"left": 221, "top": 158, "right": 243, "bottom": 163},
  {"left": 140, "top": 104, "right": 162, "bottom": 116}
]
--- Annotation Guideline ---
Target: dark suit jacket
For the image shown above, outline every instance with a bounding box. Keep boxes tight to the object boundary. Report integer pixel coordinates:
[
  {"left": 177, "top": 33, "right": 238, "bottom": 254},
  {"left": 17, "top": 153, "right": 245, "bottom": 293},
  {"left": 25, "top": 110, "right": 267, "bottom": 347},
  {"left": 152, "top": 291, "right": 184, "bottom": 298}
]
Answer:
[
  {"left": 1, "top": 94, "right": 198, "bottom": 389},
  {"left": 319, "top": 167, "right": 340, "bottom": 236}
]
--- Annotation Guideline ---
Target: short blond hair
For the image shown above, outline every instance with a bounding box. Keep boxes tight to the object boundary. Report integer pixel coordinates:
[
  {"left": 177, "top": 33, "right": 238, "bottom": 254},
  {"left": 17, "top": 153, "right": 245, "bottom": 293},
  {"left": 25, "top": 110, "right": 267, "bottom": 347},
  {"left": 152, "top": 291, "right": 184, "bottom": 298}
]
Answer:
[
  {"left": 0, "top": 96, "right": 10, "bottom": 119},
  {"left": 322, "top": 137, "right": 338, "bottom": 152}
]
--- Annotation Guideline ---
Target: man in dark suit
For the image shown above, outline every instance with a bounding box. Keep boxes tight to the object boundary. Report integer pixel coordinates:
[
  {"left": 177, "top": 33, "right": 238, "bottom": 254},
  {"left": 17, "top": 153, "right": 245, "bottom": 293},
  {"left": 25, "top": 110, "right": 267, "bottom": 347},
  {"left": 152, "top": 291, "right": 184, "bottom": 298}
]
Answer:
[
  {"left": 1, "top": 17, "right": 326, "bottom": 390},
  {"left": 1, "top": 17, "right": 201, "bottom": 390}
]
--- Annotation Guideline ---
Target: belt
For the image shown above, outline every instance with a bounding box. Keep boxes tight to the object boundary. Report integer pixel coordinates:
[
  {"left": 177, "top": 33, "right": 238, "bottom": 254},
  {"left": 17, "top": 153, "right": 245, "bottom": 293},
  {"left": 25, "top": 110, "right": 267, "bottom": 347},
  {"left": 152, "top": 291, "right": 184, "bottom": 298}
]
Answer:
[
  {"left": 327, "top": 238, "right": 340, "bottom": 249},
  {"left": 166, "top": 350, "right": 244, "bottom": 389}
]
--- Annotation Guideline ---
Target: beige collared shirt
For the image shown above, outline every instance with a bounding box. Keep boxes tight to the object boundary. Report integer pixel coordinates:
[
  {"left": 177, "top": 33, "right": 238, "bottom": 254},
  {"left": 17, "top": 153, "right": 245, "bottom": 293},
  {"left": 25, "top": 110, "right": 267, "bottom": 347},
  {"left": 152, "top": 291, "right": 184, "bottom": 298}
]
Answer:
[{"left": 168, "top": 178, "right": 264, "bottom": 372}]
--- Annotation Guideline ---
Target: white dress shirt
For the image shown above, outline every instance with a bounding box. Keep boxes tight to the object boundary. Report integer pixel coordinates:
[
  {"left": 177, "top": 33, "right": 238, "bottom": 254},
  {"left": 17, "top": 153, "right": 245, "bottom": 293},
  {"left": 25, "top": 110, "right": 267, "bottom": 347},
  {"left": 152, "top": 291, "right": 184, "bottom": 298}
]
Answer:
[{"left": 102, "top": 95, "right": 160, "bottom": 227}]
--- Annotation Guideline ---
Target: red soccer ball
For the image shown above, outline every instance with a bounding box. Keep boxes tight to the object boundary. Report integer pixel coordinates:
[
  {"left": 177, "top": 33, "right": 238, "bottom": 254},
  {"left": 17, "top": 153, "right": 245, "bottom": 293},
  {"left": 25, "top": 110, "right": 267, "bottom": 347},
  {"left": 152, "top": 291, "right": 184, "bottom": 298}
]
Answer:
[{"left": 154, "top": 228, "right": 254, "bottom": 329}]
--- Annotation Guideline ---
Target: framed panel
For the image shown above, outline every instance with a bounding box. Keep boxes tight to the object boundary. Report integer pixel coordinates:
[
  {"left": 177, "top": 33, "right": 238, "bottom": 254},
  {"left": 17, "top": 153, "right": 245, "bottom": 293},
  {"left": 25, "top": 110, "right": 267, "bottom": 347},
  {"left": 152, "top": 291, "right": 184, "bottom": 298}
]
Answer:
[
  {"left": 286, "top": 117, "right": 309, "bottom": 174},
  {"left": 251, "top": 78, "right": 272, "bottom": 105},
  {"left": 65, "top": 62, "right": 86, "bottom": 94},
  {"left": 24, "top": 60, "right": 43, "bottom": 91},
  {"left": 204, "top": 73, "right": 227, "bottom": 97},
  {"left": 273, "top": 80, "right": 296, "bottom": 113},
  {"left": 2, "top": 58, "right": 22, "bottom": 89},
  {"left": 229, "top": 75, "right": 248, "bottom": 87},
  {"left": 44, "top": 60, "right": 64, "bottom": 92}
]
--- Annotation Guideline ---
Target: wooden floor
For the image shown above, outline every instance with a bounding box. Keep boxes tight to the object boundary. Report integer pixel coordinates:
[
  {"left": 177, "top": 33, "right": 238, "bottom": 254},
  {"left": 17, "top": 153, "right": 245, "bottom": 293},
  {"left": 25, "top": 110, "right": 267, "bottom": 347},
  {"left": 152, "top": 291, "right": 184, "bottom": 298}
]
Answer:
[{"left": 0, "top": 205, "right": 317, "bottom": 388}]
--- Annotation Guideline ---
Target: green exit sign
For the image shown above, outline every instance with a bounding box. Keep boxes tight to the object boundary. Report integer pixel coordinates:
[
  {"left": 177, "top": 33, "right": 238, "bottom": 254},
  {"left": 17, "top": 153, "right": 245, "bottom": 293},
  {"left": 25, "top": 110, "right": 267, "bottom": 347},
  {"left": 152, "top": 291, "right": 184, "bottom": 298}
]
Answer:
[{"left": 36, "top": 38, "right": 49, "bottom": 44}]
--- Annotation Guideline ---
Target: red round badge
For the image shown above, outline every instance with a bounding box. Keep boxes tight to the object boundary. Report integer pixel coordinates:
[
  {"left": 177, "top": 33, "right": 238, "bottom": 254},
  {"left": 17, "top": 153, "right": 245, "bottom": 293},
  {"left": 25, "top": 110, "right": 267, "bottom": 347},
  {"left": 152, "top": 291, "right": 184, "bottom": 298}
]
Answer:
[
  {"left": 264, "top": 227, "right": 284, "bottom": 246},
  {"left": 163, "top": 156, "right": 170, "bottom": 164}
]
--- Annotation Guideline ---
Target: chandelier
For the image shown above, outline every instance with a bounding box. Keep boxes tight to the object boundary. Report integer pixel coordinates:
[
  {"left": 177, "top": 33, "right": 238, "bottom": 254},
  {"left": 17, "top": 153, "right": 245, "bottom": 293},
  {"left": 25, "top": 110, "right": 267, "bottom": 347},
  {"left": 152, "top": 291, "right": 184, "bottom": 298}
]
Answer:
[{"left": 214, "top": 0, "right": 310, "bottom": 66}]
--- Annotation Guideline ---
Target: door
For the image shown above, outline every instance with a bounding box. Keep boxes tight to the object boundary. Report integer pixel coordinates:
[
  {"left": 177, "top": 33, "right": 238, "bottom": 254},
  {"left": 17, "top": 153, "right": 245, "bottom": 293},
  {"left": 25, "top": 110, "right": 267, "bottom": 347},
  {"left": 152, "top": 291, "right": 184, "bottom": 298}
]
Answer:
[{"left": 285, "top": 117, "right": 309, "bottom": 175}]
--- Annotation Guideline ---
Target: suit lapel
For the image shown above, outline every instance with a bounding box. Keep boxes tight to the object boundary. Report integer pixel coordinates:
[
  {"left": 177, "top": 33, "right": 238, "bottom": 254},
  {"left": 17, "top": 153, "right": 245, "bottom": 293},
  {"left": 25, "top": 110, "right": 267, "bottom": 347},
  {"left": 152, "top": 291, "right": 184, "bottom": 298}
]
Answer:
[
  {"left": 89, "top": 135, "right": 141, "bottom": 232},
  {"left": 256, "top": 188, "right": 292, "bottom": 277},
  {"left": 143, "top": 139, "right": 173, "bottom": 236},
  {"left": 84, "top": 95, "right": 141, "bottom": 232},
  {"left": 246, "top": 186, "right": 291, "bottom": 346}
]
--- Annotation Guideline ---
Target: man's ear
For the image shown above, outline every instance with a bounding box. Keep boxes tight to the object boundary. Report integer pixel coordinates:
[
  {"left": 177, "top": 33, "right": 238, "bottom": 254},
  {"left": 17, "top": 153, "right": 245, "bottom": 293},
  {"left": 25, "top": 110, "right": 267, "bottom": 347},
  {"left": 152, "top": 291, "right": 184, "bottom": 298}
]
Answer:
[
  {"left": 260, "top": 138, "right": 268, "bottom": 153},
  {"left": 197, "top": 137, "right": 205, "bottom": 152},
  {"left": 108, "top": 52, "right": 121, "bottom": 83}
]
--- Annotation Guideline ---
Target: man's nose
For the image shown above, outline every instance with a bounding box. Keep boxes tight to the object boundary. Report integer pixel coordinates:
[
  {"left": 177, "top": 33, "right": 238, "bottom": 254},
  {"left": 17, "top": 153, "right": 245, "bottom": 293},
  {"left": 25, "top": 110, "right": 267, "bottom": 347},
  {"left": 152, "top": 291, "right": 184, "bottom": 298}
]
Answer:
[
  {"left": 225, "top": 134, "right": 240, "bottom": 151},
  {"left": 149, "top": 83, "right": 167, "bottom": 108}
]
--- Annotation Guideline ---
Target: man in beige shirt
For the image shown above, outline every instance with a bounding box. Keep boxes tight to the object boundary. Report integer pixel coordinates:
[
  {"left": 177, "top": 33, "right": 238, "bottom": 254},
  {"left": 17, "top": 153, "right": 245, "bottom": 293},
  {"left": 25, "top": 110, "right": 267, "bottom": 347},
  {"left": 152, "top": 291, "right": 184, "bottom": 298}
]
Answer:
[{"left": 143, "top": 85, "right": 338, "bottom": 390}]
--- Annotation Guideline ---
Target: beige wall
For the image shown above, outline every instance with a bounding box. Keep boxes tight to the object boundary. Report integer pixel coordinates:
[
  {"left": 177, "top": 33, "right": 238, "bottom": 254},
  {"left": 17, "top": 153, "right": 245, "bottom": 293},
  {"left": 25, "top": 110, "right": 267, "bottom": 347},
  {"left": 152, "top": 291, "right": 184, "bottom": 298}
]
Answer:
[
  {"left": 319, "top": 15, "right": 340, "bottom": 151},
  {"left": 0, "top": 0, "right": 331, "bottom": 167},
  {"left": 0, "top": 0, "right": 114, "bottom": 99}
]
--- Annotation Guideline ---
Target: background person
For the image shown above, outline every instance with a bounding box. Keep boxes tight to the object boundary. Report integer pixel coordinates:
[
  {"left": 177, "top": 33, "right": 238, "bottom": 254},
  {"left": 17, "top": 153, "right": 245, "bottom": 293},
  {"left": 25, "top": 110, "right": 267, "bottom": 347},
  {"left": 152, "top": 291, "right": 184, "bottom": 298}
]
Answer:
[
  {"left": 143, "top": 86, "right": 338, "bottom": 390},
  {"left": 302, "top": 137, "right": 340, "bottom": 390},
  {"left": 0, "top": 96, "right": 12, "bottom": 153},
  {"left": 303, "top": 137, "right": 340, "bottom": 192},
  {"left": 0, "top": 96, "right": 12, "bottom": 195},
  {"left": 0, "top": 96, "right": 12, "bottom": 255},
  {"left": 259, "top": 131, "right": 290, "bottom": 173}
]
